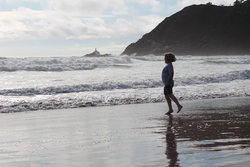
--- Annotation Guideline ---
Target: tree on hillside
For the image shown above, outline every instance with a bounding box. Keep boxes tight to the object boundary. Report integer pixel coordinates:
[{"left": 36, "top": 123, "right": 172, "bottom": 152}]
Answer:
[
  {"left": 243, "top": 0, "right": 250, "bottom": 5},
  {"left": 233, "top": 0, "right": 250, "bottom": 8},
  {"left": 234, "top": 0, "right": 245, "bottom": 6}
]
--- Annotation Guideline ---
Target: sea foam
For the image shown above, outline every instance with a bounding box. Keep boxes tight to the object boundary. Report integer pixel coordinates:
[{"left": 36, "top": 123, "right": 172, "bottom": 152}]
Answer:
[
  {"left": 0, "top": 56, "right": 132, "bottom": 72},
  {"left": 0, "top": 55, "right": 249, "bottom": 113},
  {"left": 0, "top": 70, "right": 248, "bottom": 96}
]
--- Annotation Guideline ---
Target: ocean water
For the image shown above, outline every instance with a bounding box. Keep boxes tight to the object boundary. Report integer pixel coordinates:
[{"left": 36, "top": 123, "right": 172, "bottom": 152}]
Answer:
[{"left": 0, "top": 55, "right": 249, "bottom": 113}]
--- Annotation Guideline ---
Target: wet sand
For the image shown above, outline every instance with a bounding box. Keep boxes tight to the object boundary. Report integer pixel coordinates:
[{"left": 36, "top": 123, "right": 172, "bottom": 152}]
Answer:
[{"left": 0, "top": 97, "right": 249, "bottom": 167}]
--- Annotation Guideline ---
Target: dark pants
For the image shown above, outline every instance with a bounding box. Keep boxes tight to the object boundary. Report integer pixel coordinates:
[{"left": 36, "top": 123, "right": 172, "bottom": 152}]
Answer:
[{"left": 164, "top": 85, "right": 173, "bottom": 95}]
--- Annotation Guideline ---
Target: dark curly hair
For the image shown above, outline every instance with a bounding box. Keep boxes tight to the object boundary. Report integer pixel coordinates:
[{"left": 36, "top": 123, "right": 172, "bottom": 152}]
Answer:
[{"left": 164, "top": 53, "right": 176, "bottom": 63}]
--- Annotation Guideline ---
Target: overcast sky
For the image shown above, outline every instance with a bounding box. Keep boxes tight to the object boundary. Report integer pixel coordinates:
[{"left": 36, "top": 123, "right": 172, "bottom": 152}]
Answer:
[{"left": 0, "top": 0, "right": 235, "bottom": 57}]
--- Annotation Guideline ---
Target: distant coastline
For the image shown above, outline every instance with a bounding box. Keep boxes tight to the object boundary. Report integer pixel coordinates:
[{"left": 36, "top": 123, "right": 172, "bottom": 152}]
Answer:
[{"left": 122, "top": 0, "right": 250, "bottom": 56}]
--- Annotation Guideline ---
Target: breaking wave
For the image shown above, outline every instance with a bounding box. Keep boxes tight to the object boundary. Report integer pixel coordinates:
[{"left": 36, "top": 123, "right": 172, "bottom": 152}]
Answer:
[
  {"left": 0, "top": 70, "right": 249, "bottom": 96},
  {"left": 1, "top": 56, "right": 249, "bottom": 72},
  {"left": 0, "top": 80, "right": 163, "bottom": 96},
  {"left": 0, "top": 56, "right": 132, "bottom": 72},
  {"left": 0, "top": 84, "right": 249, "bottom": 113},
  {"left": 179, "top": 70, "right": 250, "bottom": 85},
  {"left": 0, "top": 54, "right": 249, "bottom": 113}
]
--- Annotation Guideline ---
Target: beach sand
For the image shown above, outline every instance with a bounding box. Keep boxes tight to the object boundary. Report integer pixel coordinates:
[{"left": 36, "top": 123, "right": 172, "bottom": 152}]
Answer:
[{"left": 0, "top": 97, "right": 249, "bottom": 167}]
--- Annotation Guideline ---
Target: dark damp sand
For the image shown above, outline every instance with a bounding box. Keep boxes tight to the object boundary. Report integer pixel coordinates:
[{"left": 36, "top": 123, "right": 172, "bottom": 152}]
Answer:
[{"left": 0, "top": 97, "right": 249, "bottom": 167}]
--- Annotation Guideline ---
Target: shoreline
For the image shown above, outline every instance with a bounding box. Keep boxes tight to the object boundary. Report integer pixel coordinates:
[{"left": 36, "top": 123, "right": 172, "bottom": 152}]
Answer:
[
  {"left": 0, "top": 96, "right": 249, "bottom": 167},
  {"left": 51, "top": 95, "right": 250, "bottom": 114},
  {"left": 1, "top": 95, "right": 249, "bottom": 114}
]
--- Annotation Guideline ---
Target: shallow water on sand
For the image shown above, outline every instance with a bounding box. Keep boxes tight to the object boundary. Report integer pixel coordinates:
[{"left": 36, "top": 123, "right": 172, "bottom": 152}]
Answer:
[{"left": 0, "top": 97, "right": 249, "bottom": 167}]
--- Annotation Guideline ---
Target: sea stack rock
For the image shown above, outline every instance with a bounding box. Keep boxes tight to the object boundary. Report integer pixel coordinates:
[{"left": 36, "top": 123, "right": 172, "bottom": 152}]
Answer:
[{"left": 84, "top": 49, "right": 111, "bottom": 57}]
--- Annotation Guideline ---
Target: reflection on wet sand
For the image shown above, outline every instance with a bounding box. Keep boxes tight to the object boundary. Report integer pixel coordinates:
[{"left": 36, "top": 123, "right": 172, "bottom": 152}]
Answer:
[
  {"left": 166, "top": 114, "right": 180, "bottom": 167},
  {"left": 174, "top": 109, "right": 250, "bottom": 143},
  {"left": 161, "top": 102, "right": 250, "bottom": 167}
]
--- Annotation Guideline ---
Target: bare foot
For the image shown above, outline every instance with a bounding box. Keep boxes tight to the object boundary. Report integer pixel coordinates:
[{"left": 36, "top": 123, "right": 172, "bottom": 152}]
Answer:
[
  {"left": 165, "top": 110, "right": 173, "bottom": 115},
  {"left": 177, "top": 105, "right": 183, "bottom": 113}
]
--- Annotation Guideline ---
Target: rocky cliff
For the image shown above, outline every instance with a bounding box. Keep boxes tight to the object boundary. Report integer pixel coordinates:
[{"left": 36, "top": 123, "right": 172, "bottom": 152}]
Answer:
[{"left": 122, "top": 1, "right": 250, "bottom": 56}]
